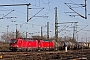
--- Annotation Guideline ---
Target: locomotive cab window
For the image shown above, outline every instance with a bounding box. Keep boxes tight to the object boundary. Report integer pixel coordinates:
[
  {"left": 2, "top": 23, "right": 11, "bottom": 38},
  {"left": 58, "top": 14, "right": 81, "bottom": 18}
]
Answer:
[{"left": 10, "top": 39, "right": 18, "bottom": 43}]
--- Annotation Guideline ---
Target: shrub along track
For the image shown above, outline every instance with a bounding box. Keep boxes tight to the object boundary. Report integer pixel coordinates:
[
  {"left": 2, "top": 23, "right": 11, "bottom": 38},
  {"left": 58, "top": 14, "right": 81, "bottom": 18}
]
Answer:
[{"left": 0, "top": 49, "right": 89, "bottom": 60}]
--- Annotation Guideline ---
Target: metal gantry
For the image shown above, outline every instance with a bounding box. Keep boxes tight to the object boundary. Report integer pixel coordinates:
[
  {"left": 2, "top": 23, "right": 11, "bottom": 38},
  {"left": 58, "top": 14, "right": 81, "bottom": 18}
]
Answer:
[
  {"left": 58, "top": 22, "right": 78, "bottom": 41},
  {"left": 0, "top": 3, "right": 31, "bottom": 22},
  {"left": 65, "top": 0, "right": 87, "bottom": 19}
]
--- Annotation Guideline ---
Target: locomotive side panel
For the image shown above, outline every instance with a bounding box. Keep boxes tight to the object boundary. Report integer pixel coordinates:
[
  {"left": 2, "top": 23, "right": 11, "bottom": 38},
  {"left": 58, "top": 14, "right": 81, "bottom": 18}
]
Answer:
[
  {"left": 39, "top": 40, "right": 54, "bottom": 50},
  {"left": 27, "top": 40, "right": 38, "bottom": 48}
]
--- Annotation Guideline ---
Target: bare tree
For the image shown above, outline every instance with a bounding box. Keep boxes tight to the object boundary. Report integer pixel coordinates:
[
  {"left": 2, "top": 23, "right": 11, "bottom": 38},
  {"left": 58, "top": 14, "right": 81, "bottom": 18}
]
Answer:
[
  {"left": 63, "top": 36, "right": 77, "bottom": 42},
  {"left": 1, "top": 31, "right": 25, "bottom": 43},
  {"left": 1, "top": 32, "right": 14, "bottom": 43},
  {"left": 16, "top": 31, "right": 25, "bottom": 38}
]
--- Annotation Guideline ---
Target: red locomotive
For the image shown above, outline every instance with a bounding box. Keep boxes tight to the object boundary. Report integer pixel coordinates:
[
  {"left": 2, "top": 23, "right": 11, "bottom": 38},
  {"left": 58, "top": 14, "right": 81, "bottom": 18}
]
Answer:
[{"left": 9, "top": 38, "right": 54, "bottom": 51}]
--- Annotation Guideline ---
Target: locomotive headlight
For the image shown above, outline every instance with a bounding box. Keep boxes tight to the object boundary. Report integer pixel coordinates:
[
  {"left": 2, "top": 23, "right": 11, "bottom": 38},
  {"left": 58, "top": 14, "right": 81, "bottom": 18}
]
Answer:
[{"left": 15, "top": 45, "right": 18, "bottom": 47}]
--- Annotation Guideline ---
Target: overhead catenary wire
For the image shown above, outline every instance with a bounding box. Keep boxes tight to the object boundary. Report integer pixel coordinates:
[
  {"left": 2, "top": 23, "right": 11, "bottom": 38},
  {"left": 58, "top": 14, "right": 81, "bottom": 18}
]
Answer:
[
  {"left": 58, "top": 25, "right": 69, "bottom": 33},
  {"left": 69, "top": 0, "right": 90, "bottom": 16},
  {"left": 65, "top": 3, "right": 86, "bottom": 19},
  {"left": 64, "top": 0, "right": 89, "bottom": 25},
  {"left": 28, "top": 7, "right": 44, "bottom": 21},
  {"left": 76, "top": 25, "right": 88, "bottom": 33},
  {"left": 0, "top": 0, "right": 89, "bottom": 38},
  {"left": 41, "top": 0, "right": 51, "bottom": 10},
  {"left": 0, "top": 10, "right": 14, "bottom": 19}
]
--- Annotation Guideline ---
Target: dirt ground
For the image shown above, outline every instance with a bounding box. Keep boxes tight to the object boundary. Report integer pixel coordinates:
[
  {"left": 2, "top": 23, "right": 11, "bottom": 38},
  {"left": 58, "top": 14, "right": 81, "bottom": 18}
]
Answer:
[
  {"left": 0, "top": 49, "right": 89, "bottom": 60},
  {"left": 0, "top": 42, "right": 89, "bottom": 60}
]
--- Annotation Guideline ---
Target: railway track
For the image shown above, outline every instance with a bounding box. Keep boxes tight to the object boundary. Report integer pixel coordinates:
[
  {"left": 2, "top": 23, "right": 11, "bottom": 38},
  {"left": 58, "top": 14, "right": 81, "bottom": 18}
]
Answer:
[{"left": 0, "top": 49, "right": 89, "bottom": 60}]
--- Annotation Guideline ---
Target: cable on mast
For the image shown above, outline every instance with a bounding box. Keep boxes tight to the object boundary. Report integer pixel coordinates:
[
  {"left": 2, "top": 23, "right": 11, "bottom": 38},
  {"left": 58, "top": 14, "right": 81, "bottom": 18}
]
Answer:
[{"left": 65, "top": 0, "right": 87, "bottom": 19}]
